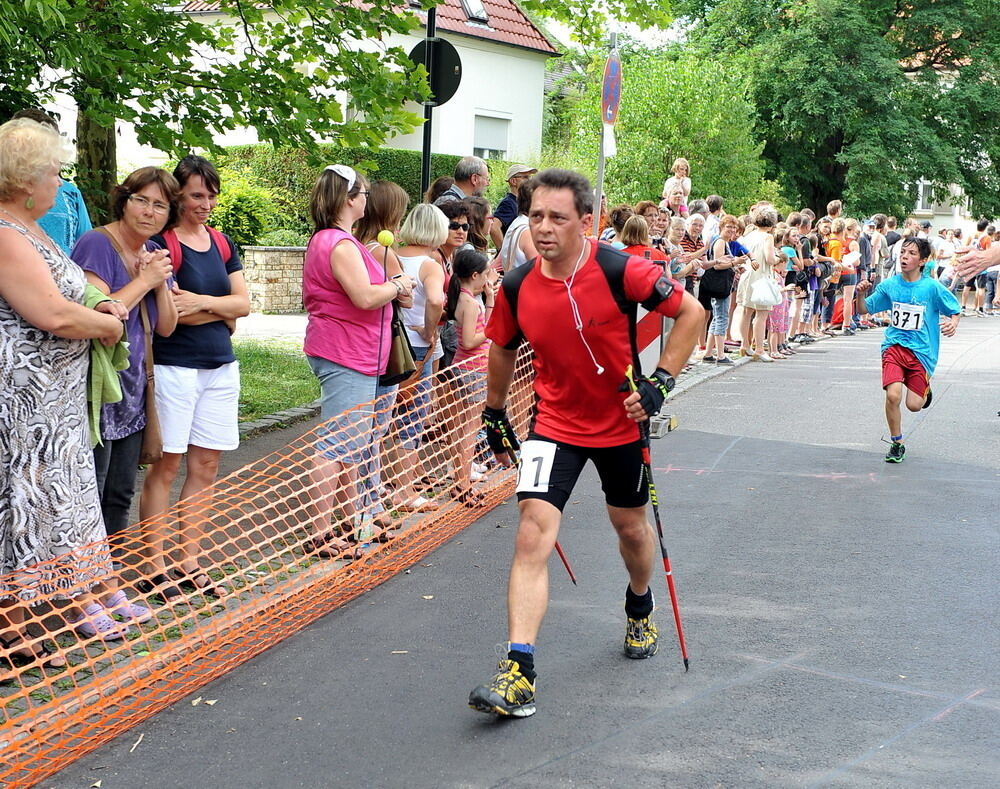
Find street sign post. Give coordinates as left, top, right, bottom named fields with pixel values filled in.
left=592, top=34, right=621, bottom=237
left=408, top=10, right=463, bottom=196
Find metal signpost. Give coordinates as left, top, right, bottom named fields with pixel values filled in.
left=409, top=8, right=462, bottom=196
left=592, top=33, right=621, bottom=237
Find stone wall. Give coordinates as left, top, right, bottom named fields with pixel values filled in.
left=242, top=246, right=306, bottom=314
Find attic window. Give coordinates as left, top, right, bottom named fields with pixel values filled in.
left=461, top=0, right=489, bottom=23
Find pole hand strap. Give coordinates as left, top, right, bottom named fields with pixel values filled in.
left=622, top=364, right=674, bottom=420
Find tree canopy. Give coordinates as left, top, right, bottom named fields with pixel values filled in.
left=677, top=0, right=1000, bottom=218
left=550, top=46, right=774, bottom=213
left=0, top=0, right=431, bottom=216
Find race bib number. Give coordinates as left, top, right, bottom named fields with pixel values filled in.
left=515, top=440, right=557, bottom=494
left=891, top=302, right=925, bottom=331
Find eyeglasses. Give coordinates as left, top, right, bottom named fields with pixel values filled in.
left=128, top=194, right=170, bottom=214
left=449, top=222, right=470, bottom=231
left=356, top=190, right=370, bottom=197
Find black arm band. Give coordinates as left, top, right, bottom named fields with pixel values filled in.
left=640, top=274, right=678, bottom=311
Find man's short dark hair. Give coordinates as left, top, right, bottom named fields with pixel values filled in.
left=977, top=218, right=989, bottom=232
left=706, top=195, right=723, bottom=213
left=532, top=168, right=593, bottom=218
left=516, top=178, right=536, bottom=215
left=902, top=236, right=932, bottom=260
left=988, top=225, right=996, bottom=234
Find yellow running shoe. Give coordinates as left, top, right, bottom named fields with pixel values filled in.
left=624, top=615, right=659, bottom=659
left=468, top=659, right=536, bottom=718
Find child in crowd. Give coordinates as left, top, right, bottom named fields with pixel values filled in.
left=443, top=248, right=496, bottom=502
left=855, top=237, right=960, bottom=463
left=768, top=248, right=793, bottom=358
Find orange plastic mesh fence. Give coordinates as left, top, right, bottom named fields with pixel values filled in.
left=0, top=349, right=534, bottom=788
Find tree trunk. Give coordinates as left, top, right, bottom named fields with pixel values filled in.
left=75, top=110, right=117, bottom=226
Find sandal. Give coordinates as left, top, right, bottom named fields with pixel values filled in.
left=451, top=484, right=485, bottom=508
left=395, top=495, right=439, bottom=513
left=0, top=631, right=67, bottom=670
left=174, top=570, right=228, bottom=599
left=311, top=532, right=361, bottom=561
left=134, top=573, right=184, bottom=603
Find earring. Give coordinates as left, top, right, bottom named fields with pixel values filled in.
left=25, top=195, right=35, bottom=210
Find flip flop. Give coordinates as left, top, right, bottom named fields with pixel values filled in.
left=396, top=495, right=439, bottom=513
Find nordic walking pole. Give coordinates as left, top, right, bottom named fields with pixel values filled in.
left=625, top=365, right=690, bottom=670
left=500, top=434, right=578, bottom=586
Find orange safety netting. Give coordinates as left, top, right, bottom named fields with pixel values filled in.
left=0, top=349, right=534, bottom=788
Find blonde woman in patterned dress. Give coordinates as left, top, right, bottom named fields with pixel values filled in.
left=0, top=119, right=134, bottom=675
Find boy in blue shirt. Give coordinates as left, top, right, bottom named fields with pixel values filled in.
left=856, top=237, right=960, bottom=462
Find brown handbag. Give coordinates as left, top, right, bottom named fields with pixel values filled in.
left=137, top=299, right=163, bottom=465
left=96, top=227, right=163, bottom=465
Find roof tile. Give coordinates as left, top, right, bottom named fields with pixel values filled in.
left=178, top=1, right=559, bottom=55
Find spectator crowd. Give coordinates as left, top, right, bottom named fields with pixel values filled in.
left=2, top=112, right=998, bottom=684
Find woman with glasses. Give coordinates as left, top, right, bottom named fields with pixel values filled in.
left=138, top=155, right=250, bottom=601
left=73, top=168, right=179, bottom=607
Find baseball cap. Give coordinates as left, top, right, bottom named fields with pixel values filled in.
left=506, top=164, right=537, bottom=181
left=863, top=216, right=876, bottom=226
left=919, top=219, right=932, bottom=228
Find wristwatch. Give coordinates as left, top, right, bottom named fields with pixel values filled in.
left=652, top=367, right=676, bottom=395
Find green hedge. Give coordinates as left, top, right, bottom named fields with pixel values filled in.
left=217, top=144, right=516, bottom=237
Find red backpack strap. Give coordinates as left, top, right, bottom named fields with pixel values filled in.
left=162, top=229, right=183, bottom=274
left=206, top=226, right=232, bottom=264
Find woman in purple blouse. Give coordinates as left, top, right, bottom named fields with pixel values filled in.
left=73, top=167, right=179, bottom=609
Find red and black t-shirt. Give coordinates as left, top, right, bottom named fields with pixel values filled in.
left=486, top=239, right=684, bottom=448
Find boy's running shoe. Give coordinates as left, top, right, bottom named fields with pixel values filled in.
left=624, top=616, right=659, bottom=659
left=922, top=387, right=932, bottom=409
left=885, top=441, right=906, bottom=463
left=469, top=660, right=536, bottom=718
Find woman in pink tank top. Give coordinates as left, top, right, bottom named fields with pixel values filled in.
left=301, top=165, right=415, bottom=556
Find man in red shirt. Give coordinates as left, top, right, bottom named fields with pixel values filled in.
left=468, top=169, right=702, bottom=718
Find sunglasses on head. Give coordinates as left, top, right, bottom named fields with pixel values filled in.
left=449, top=222, right=470, bottom=231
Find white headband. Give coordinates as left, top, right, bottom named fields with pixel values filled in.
left=325, top=164, right=356, bottom=192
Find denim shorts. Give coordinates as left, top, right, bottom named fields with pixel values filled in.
left=307, top=355, right=378, bottom=463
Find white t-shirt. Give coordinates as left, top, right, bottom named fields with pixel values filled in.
left=662, top=175, right=691, bottom=199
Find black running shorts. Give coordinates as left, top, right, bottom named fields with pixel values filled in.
left=514, top=432, right=648, bottom=512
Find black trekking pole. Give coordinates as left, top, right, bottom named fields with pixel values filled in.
left=500, top=435, right=577, bottom=586
left=625, top=365, right=690, bottom=670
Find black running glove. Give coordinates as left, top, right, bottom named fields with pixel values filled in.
left=483, top=406, right=519, bottom=457
left=622, top=367, right=675, bottom=418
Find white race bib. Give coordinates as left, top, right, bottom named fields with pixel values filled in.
left=890, top=302, right=925, bottom=331
left=515, top=440, right=557, bottom=494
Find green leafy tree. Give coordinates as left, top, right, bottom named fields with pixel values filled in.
left=521, top=0, right=674, bottom=47
left=0, top=0, right=431, bottom=220
left=558, top=47, right=768, bottom=212
left=681, top=0, right=1000, bottom=217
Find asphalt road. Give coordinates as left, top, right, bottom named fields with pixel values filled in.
left=47, top=319, right=1000, bottom=788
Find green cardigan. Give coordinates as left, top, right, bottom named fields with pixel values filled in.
left=83, top=284, right=131, bottom=447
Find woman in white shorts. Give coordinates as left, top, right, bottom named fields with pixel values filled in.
left=138, top=155, right=250, bottom=601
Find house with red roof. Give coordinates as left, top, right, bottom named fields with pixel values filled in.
left=172, top=1, right=559, bottom=162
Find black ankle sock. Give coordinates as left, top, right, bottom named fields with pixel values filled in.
left=507, top=649, right=536, bottom=681
left=625, top=583, right=654, bottom=619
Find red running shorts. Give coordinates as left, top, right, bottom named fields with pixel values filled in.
left=881, top=344, right=929, bottom=396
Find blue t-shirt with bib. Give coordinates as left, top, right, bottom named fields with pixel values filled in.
left=864, top=275, right=960, bottom=376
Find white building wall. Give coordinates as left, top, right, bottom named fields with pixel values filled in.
left=382, top=32, right=548, bottom=162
